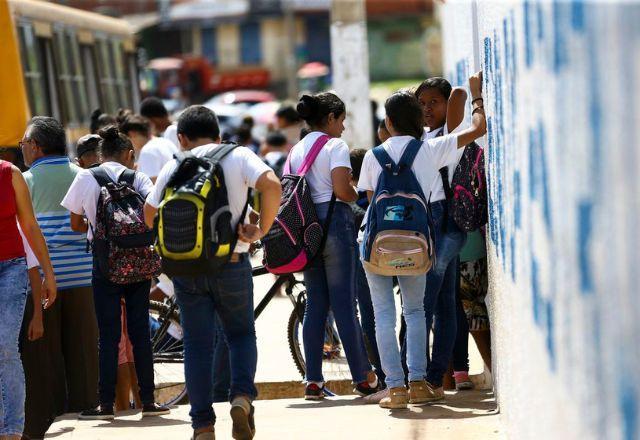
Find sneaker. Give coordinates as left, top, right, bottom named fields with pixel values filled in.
left=409, top=380, right=445, bottom=404
left=78, top=405, right=115, bottom=420
left=230, top=396, right=255, bottom=440
left=379, top=386, right=408, bottom=409
left=454, top=371, right=474, bottom=390
left=363, top=388, right=389, bottom=404
left=142, top=402, right=170, bottom=417
left=304, top=383, right=325, bottom=400
left=192, top=430, right=215, bottom=440
left=424, top=381, right=445, bottom=402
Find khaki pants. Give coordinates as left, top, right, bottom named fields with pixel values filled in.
left=20, top=286, right=99, bottom=438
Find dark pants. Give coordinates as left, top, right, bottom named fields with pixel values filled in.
left=92, top=275, right=155, bottom=406
left=212, top=315, right=231, bottom=403
left=452, top=260, right=470, bottom=372
left=20, top=286, right=98, bottom=438
left=173, top=255, right=257, bottom=430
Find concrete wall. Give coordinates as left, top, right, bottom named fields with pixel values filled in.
left=441, top=2, right=640, bottom=439
left=217, top=22, right=240, bottom=68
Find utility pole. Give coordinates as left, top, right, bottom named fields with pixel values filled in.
left=283, top=0, right=299, bottom=100
left=330, top=0, right=373, bottom=148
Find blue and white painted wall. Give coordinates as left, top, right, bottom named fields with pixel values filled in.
left=441, top=2, right=640, bottom=439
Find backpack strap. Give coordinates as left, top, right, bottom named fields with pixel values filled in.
left=397, top=139, right=422, bottom=173
left=285, top=134, right=331, bottom=176
left=118, top=169, right=136, bottom=186
left=371, top=145, right=398, bottom=175
left=204, top=142, right=239, bottom=167
left=89, top=166, right=113, bottom=187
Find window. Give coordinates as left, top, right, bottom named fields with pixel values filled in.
left=201, top=27, right=217, bottom=64
left=53, top=28, right=78, bottom=124
left=96, top=37, right=119, bottom=112
left=17, top=22, right=49, bottom=116
left=81, top=44, right=101, bottom=112
left=240, top=21, right=262, bottom=65
left=110, top=40, right=131, bottom=108
left=64, top=30, right=90, bottom=123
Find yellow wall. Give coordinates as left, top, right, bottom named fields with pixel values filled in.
left=216, top=23, right=240, bottom=68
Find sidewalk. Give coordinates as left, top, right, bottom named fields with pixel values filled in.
left=45, top=390, right=502, bottom=440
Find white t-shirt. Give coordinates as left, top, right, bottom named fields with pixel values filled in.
left=288, top=131, right=352, bottom=204
left=137, top=137, right=179, bottom=179
left=61, top=162, right=154, bottom=240
left=357, top=134, right=460, bottom=203
left=422, top=125, right=465, bottom=202
left=146, top=143, right=271, bottom=254
left=163, top=123, right=180, bottom=149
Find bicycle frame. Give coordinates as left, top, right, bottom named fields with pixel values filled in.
left=252, top=265, right=303, bottom=321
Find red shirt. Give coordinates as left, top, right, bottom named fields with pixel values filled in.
left=0, top=160, right=25, bottom=261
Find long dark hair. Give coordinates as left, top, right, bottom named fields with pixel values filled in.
left=384, top=91, right=424, bottom=139
left=98, top=125, right=133, bottom=158
left=296, top=92, right=345, bottom=129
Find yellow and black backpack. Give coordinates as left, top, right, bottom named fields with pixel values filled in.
left=154, top=143, right=249, bottom=277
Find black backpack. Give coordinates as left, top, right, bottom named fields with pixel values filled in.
left=154, top=143, right=250, bottom=277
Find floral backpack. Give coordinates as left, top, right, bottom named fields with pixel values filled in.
left=90, top=167, right=160, bottom=284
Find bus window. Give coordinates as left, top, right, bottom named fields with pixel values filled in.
left=111, top=40, right=131, bottom=109
left=81, top=44, right=101, bottom=113
left=65, top=30, right=90, bottom=124
left=17, top=22, right=49, bottom=116
left=42, top=39, right=61, bottom=121
left=53, top=29, right=78, bottom=125
left=96, top=37, right=118, bottom=113
left=126, top=52, right=140, bottom=112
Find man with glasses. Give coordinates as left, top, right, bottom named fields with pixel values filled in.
left=20, top=117, right=98, bottom=438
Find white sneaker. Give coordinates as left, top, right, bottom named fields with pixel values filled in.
left=363, top=388, right=389, bottom=404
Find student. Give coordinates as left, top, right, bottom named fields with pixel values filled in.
left=140, top=97, right=173, bottom=137
left=288, top=93, right=377, bottom=400
left=144, top=105, right=282, bottom=440
left=377, top=119, right=391, bottom=144
left=275, top=104, right=303, bottom=149
left=414, top=75, right=477, bottom=398
left=0, top=159, right=56, bottom=440
left=61, top=125, right=169, bottom=420
left=357, top=74, right=486, bottom=409
left=260, top=131, right=289, bottom=178
left=75, top=134, right=101, bottom=169
left=120, top=114, right=178, bottom=182
left=90, top=109, right=116, bottom=134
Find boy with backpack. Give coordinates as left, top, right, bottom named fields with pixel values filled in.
left=61, top=125, right=169, bottom=420
left=144, top=106, right=282, bottom=440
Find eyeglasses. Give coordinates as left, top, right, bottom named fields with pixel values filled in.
left=18, top=138, right=31, bottom=149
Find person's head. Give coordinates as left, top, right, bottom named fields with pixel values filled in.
left=377, top=119, right=391, bottom=143
left=75, top=134, right=101, bottom=169
left=349, top=148, right=367, bottom=185
left=21, top=116, right=67, bottom=166
left=384, top=91, right=423, bottom=139
left=140, top=97, right=171, bottom=134
left=264, top=131, right=288, bottom=151
left=296, top=93, right=346, bottom=138
left=415, top=77, right=452, bottom=130
left=235, top=124, right=253, bottom=145
left=119, top=115, right=152, bottom=152
left=275, top=104, right=301, bottom=129
left=97, top=125, right=134, bottom=168
left=90, top=109, right=116, bottom=134
left=176, top=105, right=221, bottom=150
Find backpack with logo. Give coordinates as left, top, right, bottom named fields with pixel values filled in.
left=90, top=167, right=161, bottom=284
left=154, top=143, right=249, bottom=277
left=262, top=134, right=334, bottom=274
left=361, top=139, right=435, bottom=276
left=439, top=141, right=487, bottom=232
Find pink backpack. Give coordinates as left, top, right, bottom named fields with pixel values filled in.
left=262, top=135, right=333, bottom=274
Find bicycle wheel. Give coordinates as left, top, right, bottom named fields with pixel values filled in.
left=287, top=294, right=353, bottom=382
left=149, top=300, right=187, bottom=406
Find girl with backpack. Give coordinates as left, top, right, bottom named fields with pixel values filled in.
left=288, top=93, right=378, bottom=400
left=61, top=126, right=169, bottom=420
left=357, top=73, right=486, bottom=409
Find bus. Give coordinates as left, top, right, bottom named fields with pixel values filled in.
left=0, top=0, right=139, bottom=165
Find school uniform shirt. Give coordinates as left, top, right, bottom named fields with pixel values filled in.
left=146, top=143, right=272, bottom=254
left=137, top=136, right=179, bottom=179
left=423, top=124, right=465, bottom=203
left=61, top=161, right=154, bottom=241
left=357, top=134, right=459, bottom=203
left=288, top=131, right=352, bottom=204
left=163, top=123, right=180, bottom=149
left=23, top=156, right=92, bottom=289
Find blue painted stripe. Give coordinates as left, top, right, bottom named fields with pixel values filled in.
left=50, top=261, right=93, bottom=269
left=54, top=268, right=93, bottom=276
left=44, top=231, right=84, bottom=237
left=50, top=255, right=92, bottom=262
left=36, top=214, right=69, bottom=221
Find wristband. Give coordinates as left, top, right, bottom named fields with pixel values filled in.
left=472, top=106, right=485, bottom=116
left=472, top=97, right=484, bottom=105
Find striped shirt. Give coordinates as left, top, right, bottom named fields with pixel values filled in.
left=23, top=156, right=92, bottom=289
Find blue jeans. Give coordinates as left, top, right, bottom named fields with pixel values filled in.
left=0, top=257, right=28, bottom=436
left=212, top=315, right=231, bottom=402
left=364, top=269, right=426, bottom=389
left=424, top=201, right=467, bottom=386
left=302, top=202, right=371, bottom=383
left=173, top=255, right=257, bottom=430
left=451, top=260, right=470, bottom=371
left=92, top=273, right=155, bottom=405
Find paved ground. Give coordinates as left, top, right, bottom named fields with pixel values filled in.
left=45, top=390, right=502, bottom=440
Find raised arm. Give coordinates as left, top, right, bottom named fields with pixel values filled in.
left=446, top=87, right=468, bottom=133
left=455, top=71, right=487, bottom=148
left=12, top=167, right=57, bottom=307
left=238, top=170, right=282, bottom=243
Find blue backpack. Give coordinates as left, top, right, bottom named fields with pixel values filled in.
left=361, top=139, right=435, bottom=276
